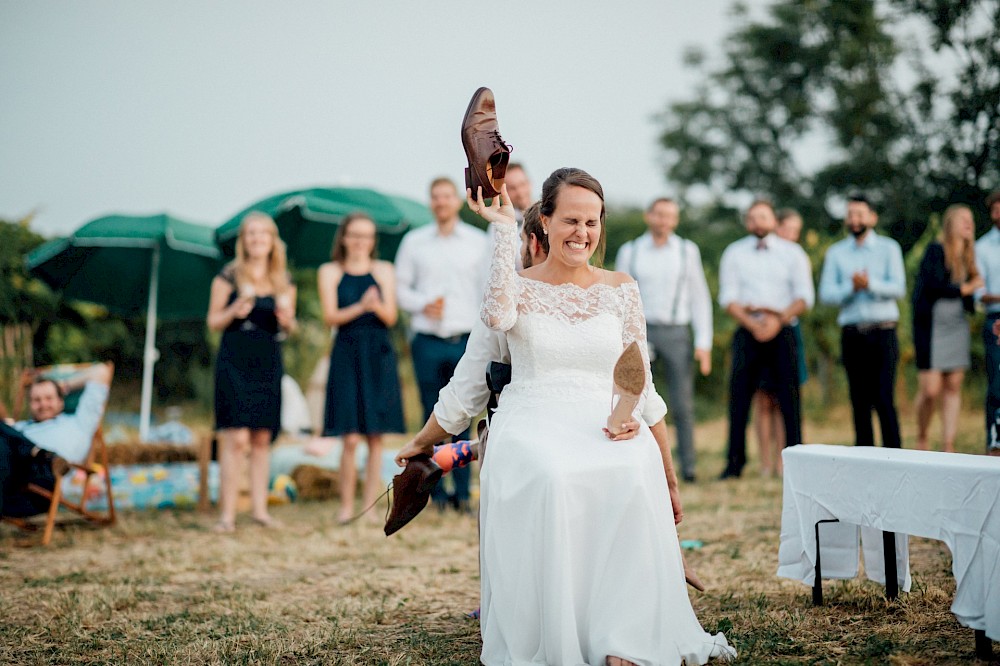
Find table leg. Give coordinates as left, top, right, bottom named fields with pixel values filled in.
left=975, top=629, right=993, bottom=660
left=882, top=530, right=898, bottom=600
left=813, top=519, right=840, bottom=606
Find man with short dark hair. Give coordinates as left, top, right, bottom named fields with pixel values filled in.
left=718, top=200, right=814, bottom=479
left=1, top=362, right=112, bottom=517
left=395, top=177, right=488, bottom=510
left=819, top=194, right=906, bottom=448
left=975, top=190, right=1000, bottom=454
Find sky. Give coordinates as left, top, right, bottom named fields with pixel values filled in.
left=0, top=1, right=768, bottom=237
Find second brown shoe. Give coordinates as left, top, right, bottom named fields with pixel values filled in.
left=384, top=454, right=443, bottom=536
left=461, top=86, right=512, bottom=199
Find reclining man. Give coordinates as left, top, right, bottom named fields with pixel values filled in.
left=394, top=204, right=686, bottom=528
left=1, top=362, right=112, bottom=518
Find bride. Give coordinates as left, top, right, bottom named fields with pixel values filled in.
left=470, top=168, right=734, bottom=666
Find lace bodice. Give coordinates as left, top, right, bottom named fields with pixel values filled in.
left=481, top=222, right=652, bottom=413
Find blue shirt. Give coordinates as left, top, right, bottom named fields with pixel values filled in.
left=975, top=227, right=1000, bottom=315
left=818, top=232, right=906, bottom=326
left=13, top=381, right=109, bottom=464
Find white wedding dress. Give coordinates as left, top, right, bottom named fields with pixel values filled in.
left=478, top=223, right=735, bottom=666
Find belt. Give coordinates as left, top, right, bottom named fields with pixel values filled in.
left=417, top=332, right=470, bottom=344
left=843, top=321, right=896, bottom=334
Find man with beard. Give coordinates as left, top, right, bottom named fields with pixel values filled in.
left=819, top=193, right=906, bottom=448
left=718, top=200, right=814, bottom=479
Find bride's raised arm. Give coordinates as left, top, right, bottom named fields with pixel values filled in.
left=622, top=281, right=653, bottom=420
left=469, top=184, right=520, bottom=332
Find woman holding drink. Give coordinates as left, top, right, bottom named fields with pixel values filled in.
left=207, top=212, right=296, bottom=533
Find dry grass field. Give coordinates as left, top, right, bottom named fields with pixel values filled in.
left=1, top=407, right=996, bottom=665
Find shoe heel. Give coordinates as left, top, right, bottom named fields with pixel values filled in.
left=418, top=461, right=443, bottom=494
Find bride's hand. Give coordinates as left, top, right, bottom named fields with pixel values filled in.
left=466, top=183, right=517, bottom=226
left=603, top=420, right=640, bottom=441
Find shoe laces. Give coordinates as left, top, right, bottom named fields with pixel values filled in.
left=492, top=130, right=513, bottom=153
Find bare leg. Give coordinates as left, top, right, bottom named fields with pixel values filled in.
left=754, top=391, right=778, bottom=476
left=940, top=370, right=964, bottom=453
left=915, top=370, right=942, bottom=450
left=216, top=428, right=248, bottom=531
left=248, top=429, right=275, bottom=524
left=338, top=433, right=360, bottom=523
left=361, top=434, right=384, bottom=521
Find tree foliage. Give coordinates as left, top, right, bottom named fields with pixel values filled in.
left=658, top=0, right=1000, bottom=251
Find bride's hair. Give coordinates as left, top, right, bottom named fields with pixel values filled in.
left=539, top=168, right=607, bottom=267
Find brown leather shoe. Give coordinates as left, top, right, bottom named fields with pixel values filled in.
left=384, top=454, right=443, bottom=536
left=461, top=86, right=512, bottom=199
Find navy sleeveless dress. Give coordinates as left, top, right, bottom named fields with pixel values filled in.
left=213, top=267, right=285, bottom=440
left=323, top=273, right=405, bottom=436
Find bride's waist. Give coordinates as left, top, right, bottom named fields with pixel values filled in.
left=503, top=375, right=610, bottom=402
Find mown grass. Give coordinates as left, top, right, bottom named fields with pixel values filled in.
left=1, top=408, right=996, bottom=665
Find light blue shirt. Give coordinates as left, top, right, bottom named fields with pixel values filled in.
left=718, top=234, right=814, bottom=312
left=818, top=232, right=906, bottom=326
left=975, top=227, right=1000, bottom=315
left=13, top=381, right=109, bottom=464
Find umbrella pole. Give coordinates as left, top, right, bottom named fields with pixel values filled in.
left=139, top=245, right=161, bottom=442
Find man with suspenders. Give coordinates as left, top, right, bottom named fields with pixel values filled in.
left=616, top=197, right=713, bottom=483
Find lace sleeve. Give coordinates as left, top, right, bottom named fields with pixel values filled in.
left=621, top=281, right=653, bottom=421
left=480, top=222, right=520, bottom=331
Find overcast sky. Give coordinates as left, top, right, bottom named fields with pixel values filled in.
left=1, top=1, right=767, bottom=237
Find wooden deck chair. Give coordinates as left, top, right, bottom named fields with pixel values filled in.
left=2, top=362, right=117, bottom=545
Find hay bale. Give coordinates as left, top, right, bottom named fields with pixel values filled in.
left=106, top=442, right=200, bottom=465
left=292, top=464, right=341, bottom=501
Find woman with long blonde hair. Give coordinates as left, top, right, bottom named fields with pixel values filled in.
left=318, top=212, right=404, bottom=524
left=207, top=212, right=297, bottom=532
left=912, top=204, right=984, bottom=452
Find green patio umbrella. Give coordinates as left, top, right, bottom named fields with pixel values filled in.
left=26, top=214, right=224, bottom=441
left=214, top=187, right=434, bottom=266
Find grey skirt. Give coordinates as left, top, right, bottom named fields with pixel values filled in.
left=930, top=297, right=970, bottom=371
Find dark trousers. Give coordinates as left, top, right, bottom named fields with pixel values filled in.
left=0, top=422, right=55, bottom=518
left=726, top=326, right=801, bottom=474
left=841, top=326, right=901, bottom=448
left=983, top=315, right=1000, bottom=450
left=411, top=332, right=471, bottom=504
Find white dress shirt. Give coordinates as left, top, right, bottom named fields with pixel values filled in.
left=616, top=232, right=713, bottom=350
left=395, top=220, right=488, bottom=337
left=718, top=233, right=815, bottom=312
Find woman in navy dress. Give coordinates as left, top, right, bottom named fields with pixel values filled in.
left=318, top=212, right=405, bottom=524
left=912, top=204, right=984, bottom=452
left=208, top=212, right=296, bottom=532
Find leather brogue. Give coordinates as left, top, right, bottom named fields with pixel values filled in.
left=384, top=454, right=443, bottom=536
left=461, top=86, right=512, bottom=199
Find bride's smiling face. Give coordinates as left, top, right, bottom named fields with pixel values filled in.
left=543, top=185, right=603, bottom=268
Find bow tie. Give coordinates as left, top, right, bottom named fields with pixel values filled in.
left=756, top=238, right=768, bottom=251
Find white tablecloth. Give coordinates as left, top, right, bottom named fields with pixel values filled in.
left=778, top=444, right=1000, bottom=640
